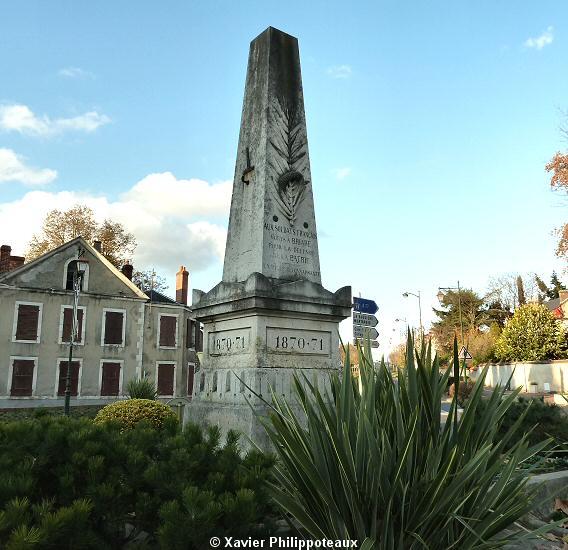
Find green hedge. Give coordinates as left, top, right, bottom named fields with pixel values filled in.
left=0, top=416, right=277, bottom=548
left=94, top=398, right=176, bottom=430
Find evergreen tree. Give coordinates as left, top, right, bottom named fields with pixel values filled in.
left=516, top=275, right=526, bottom=306
left=548, top=271, right=567, bottom=300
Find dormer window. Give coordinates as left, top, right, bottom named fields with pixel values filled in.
left=64, top=259, right=89, bottom=291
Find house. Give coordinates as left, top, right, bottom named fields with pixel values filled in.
left=544, top=290, right=568, bottom=330
left=0, top=237, right=201, bottom=402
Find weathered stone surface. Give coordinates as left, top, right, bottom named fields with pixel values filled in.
left=222, top=27, right=321, bottom=285
left=188, top=27, right=351, bottom=449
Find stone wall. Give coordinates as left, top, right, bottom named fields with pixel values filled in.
left=471, top=360, right=568, bottom=393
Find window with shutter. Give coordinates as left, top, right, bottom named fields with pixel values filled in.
left=157, top=363, right=175, bottom=396
left=196, top=325, right=203, bottom=352
left=101, top=362, right=121, bottom=396
left=187, top=363, right=195, bottom=396
left=10, top=359, right=35, bottom=396
left=14, top=303, right=41, bottom=342
left=185, top=319, right=195, bottom=349
left=61, top=308, right=84, bottom=343
left=57, top=361, right=80, bottom=396
left=159, top=315, right=177, bottom=347
left=103, top=311, right=125, bottom=345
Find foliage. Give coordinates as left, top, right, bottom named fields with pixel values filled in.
left=431, top=288, right=492, bottom=357
left=487, top=273, right=538, bottom=312
left=94, top=399, right=176, bottom=430
left=545, top=152, right=568, bottom=259
left=495, top=303, right=567, bottom=361
left=261, top=334, right=552, bottom=548
left=126, top=377, right=158, bottom=400
left=25, top=204, right=136, bottom=268
left=535, top=272, right=567, bottom=301
left=388, top=341, right=406, bottom=368
left=466, top=324, right=501, bottom=366
left=0, top=416, right=276, bottom=548
left=132, top=269, right=168, bottom=294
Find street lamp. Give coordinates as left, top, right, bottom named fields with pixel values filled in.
left=402, top=290, right=423, bottom=342
left=436, top=282, right=464, bottom=346
left=64, top=254, right=89, bottom=416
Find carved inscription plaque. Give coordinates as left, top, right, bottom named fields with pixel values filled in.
left=266, top=327, right=331, bottom=356
left=209, top=328, right=251, bottom=356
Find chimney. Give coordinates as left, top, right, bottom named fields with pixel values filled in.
left=93, top=240, right=102, bottom=252
left=0, top=245, right=10, bottom=273
left=176, top=265, right=189, bottom=304
left=121, top=260, right=133, bottom=281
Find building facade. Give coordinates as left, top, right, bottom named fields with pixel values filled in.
left=0, top=238, right=200, bottom=403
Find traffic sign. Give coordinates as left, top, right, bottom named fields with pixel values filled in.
left=353, top=297, right=378, bottom=314
left=353, top=338, right=379, bottom=348
left=353, top=312, right=378, bottom=327
left=458, top=346, right=473, bottom=360
left=353, top=326, right=379, bottom=340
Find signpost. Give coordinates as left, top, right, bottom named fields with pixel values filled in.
left=353, top=296, right=379, bottom=348
left=353, top=312, right=378, bottom=327
left=458, top=346, right=472, bottom=361
left=353, top=326, right=378, bottom=340
left=353, top=297, right=378, bottom=315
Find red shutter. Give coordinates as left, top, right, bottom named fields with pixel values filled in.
left=187, top=364, right=195, bottom=396
left=10, top=359, right=34, bottom=396
left=157, top=364, right=175, bottom=396
left=15, top=304, right=40, bottom=341
left=62, top=308, right=84, bottom=343
left=57, top=361, right=80, bottom=396
left=159, top=316, right=177, bottom=347
left=101, top=362, right=121, bottom=396
left=104, top=312, right=124, bottom=345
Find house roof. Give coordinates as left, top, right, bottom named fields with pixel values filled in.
left=147, top=289, right=182, bottom=305
left=0, top=237, right=149, bottom=300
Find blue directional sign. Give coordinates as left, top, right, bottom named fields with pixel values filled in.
left=353, top=297, right=378, bottom=315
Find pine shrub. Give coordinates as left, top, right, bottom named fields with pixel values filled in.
left=0, top=416, right=277, bottom=547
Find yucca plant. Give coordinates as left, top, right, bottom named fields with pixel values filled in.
left=126, top=376, right=157, bottom=400
left=262, top=333, right=554, bottom=548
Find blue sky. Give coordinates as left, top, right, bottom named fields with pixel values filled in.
left=1, top=1, right=566, bottom=354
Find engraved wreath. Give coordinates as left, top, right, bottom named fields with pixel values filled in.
left=269, top=97, right=309, bottom=227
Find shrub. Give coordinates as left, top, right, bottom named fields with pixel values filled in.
left=0, top=416, right=277, bottom=548
left=126, top=376, right=158, bottom=399
left=448, top=379, right=475, bottom=405
left=495, top=303, right=567, bottom=361
left=261, top=335, right=554, bottom=548
left=94, top=398, right=177, bottom=430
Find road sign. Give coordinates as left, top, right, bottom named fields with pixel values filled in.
left=353, top=338, right=379, bottom=348
left=353, top=312, right=378, bottom=327
left=353, top=297, right=378, bottom=315
left=458, top=346, right=473, bottom=360
left=353, top=326, right=379, bottom=340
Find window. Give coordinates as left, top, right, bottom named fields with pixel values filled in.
left=100, top=362, right=121, bottom=396
left=158, top=314, right=178, bottom=348
left=9, top=357, right=36, bottom=396
left=187, top=363, right=195, bottom=396
left=185, top=319, right=195, bottom=348
left=60, top=306, right=85, bottom=344
left=156, top=363, right=175, bottom=396
left=63, top=259, right=89, bottom=291
left=57, top=360, right=81, bottom=396
left=13, top=302, right=42, bottom=343
left=102, top=309, right=126, bottom=346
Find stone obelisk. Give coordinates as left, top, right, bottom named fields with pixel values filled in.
left=189, top=27, right=351, bottom=448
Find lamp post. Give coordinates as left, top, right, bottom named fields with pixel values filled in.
left=436, top=282, right=464, bottom=346
left=402, top=291, right=423, bottom=343
left=64, top=255, right=89, bottom=416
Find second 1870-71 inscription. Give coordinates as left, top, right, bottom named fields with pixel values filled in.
left=266, top=327, right=331, bottom=356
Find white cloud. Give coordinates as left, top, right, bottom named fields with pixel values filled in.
left=525, top=26, right=554, bottom=50
left=0, top=104, right=111, bottom=136
left=0, top=148, right=57, bottom=185
left=326, top=65, right=352, bottom=79
left=333, top=167, right=351, bottom=180
left=0, top=173, right=230, bottom=275
left=58, top=67, right=95, bottom=79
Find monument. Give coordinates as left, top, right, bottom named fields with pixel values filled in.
left=189, top=27, right=352, bottom=448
